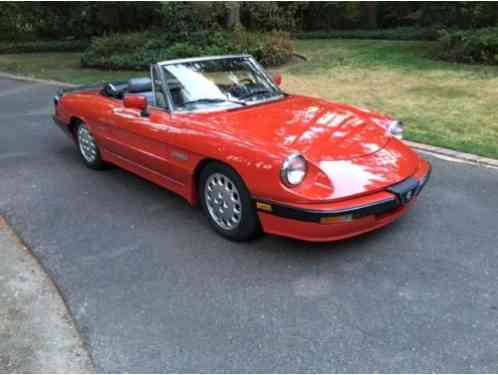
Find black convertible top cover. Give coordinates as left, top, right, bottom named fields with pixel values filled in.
left=128, top=78, right=152, bottom=93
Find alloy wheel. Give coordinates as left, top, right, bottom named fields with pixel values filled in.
left=77, top=124, right=97, bottom=163
left=204, top=173, right=242, bottom=230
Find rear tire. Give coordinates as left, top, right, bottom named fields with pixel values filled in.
left=199, top=162, right=261, bottom=241
left=76, top=122, right=105, bottom=170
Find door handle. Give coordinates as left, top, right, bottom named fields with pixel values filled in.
left=112, top=108, right=140, bottom=117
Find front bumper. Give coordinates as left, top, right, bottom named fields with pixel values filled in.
left=256, top=160, right=431, bottom=242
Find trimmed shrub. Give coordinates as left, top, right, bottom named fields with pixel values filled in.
left=0, top=39, right=89, bottom=54
left=165, top=42, right=204, bottom=59
left=234, top=31, right=294, bottom=66
left=86, top=32, right=151, bottom=58
left=294, top=27, right=441, bottom=41
left=81, top=30, right=294, bottom=70
left=261, top=31, right=294, bottom=66
left=437, top=28, right=498, bottom=65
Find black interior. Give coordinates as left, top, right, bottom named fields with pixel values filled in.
left=101, top=76, right=271, bottom=110
left=101, top=77, right=186, bottom=109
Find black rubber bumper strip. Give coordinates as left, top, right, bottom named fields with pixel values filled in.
left=416, top=162, right=432, bottom=195
left=256, top=163, right=432, bottom=224
left=256, top=197, right=400, bottom=224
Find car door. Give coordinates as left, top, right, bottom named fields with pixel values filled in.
left=104, top=66, right=186, bottom=188
left=107, top=106, right=174, bottom=174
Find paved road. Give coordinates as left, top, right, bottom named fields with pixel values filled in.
left=1, top=77, right=498, bottom=372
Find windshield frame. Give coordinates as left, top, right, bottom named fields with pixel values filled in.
left=156, top=55, right=284, bottom=113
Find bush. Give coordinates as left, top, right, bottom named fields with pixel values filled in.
left=81, top=30, right=294, bottom=70
left=294, top=27, right=441, bottom=41
left=437, top=28, right=498, bottom=65
left=87, top=32, right=152, bottom=58
left=234, top=31, right=294, bottom=66
left=0, top=39, right=89, bottom=54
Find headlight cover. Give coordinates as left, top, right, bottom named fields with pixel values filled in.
left=281, top=154, right=307, bottom=187
left=387, top=120, right=405, bottom=140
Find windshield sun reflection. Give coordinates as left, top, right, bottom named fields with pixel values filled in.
left=161, top=56, right=283, bottom=112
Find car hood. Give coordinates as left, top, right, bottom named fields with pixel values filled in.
left=197, top=95, right=392, bottom=163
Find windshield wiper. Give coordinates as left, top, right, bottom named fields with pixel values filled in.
left=183, top=98, right=246, bottom=107
left=239, top=89, right=274, bottom=100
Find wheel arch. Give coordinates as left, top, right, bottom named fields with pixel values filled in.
left=190, top=158, right=245, bottom=207
left=68, top=116, right=83, bottom=141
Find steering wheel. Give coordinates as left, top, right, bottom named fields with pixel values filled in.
left=238, top=78, right=253, bottom=85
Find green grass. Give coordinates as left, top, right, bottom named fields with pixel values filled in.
left=0, top=52, right=140, bottom=85
left=0, top=41, right=497, bottom=158
left=281, top=40, right=498, bottom=159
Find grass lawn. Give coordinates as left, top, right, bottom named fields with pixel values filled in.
left=0, top=52, right=138, bottom=85
left=0, top=40, right=497, bottom=158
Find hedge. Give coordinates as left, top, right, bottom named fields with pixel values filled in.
left=81, top=31, right=294, bottom=70
left=437, top=28, right=498, bottom=65
left=0, top=39, right=90, bottom=54
left=294, top=27, right=441, bottom=41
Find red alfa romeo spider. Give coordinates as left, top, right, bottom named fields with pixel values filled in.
left=53, top=54, right=431, bottom=242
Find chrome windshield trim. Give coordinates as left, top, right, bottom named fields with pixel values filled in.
left=157, top=54, right=251, bottom=66
left=171, top=94, right=286, bottom=114
left=158, top=54, right=283, bottom=114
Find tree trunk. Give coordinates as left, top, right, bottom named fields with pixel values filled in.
left=364, top=2, right=378, bottom=30
left=226, top=2, right=241, bottom=30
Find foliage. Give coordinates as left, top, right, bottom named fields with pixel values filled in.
left=437, top=28, right=498, bottom=65
left=294, top=27, right=441, bottom=41
left=241, top=2, right=303, bottom=31
left=157, top=2, right=211, bottom=35
left=299, top=3, right=498, bottom=31
left=1, top=2, right=497, bottom=42
left=417, top=3, right=498, bottom=29
left=0, top=2, right=162, bottom=40
left=301, top=2, right=362, bottom=31
left=0, top=3, right=31, bottom=41
left=249, top=31, right=294, bottom=66
left=85, top=32, right=154, bottom=58
left=0, top=39, right=89, bottom=54
left=80, top=30, right=294, bottom=70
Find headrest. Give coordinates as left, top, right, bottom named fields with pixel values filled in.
left=128, top=77, right=152, bottom=93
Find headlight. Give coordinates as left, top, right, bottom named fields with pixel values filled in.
left=387, top=120, right=405, bottom=140
left=281, top=154, right=307, bottom=187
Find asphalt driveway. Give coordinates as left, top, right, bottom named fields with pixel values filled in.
left=1, top=77, right=497, bottom=372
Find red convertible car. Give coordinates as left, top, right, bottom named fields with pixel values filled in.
left=53, top=54, right=431, bottom=242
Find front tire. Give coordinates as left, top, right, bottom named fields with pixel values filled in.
left=76, top=122, right=105, bottom=170
left=199, top=162, right=261, bottom=241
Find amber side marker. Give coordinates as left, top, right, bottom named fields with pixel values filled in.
left=256, top=202, right=273, bottom=212
left=320, top=214, right=353, bottom=224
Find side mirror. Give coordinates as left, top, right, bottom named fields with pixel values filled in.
left=272, top=72, right=282, bottom=86
left=123, top=95, right=148, bottom=116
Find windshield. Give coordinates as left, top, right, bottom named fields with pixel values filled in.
left=161, top=56, right=283, bottom=112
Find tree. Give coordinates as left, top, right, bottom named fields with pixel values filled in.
left=225, top=2, right=241, bottom=30
left=364, top=2, right=378, bottom=29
